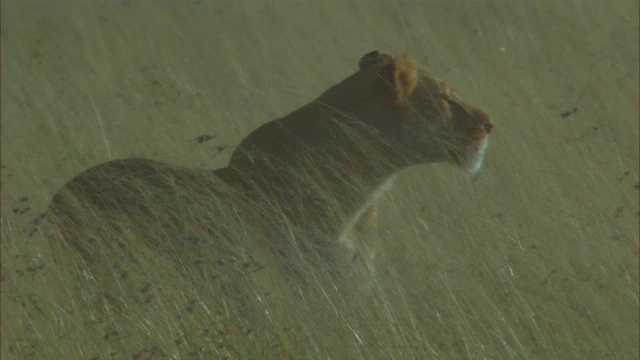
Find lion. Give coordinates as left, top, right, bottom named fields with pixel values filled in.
left=47, top=50, right=492, bottom=288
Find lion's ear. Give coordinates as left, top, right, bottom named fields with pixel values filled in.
left=359, top=50, right=395, bottom=69
left=378, top=53, right=418, bottom=102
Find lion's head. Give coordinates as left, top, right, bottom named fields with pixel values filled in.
left=317, top=50, right=493, bottom=173
left=222, top=50, right=493, bottom=200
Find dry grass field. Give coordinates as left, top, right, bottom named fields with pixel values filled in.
left=2, top=1, right=638, bottom=359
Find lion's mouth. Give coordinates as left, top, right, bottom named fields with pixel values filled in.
left=451, top=132, right=489, bottom=173
left=464, top=135, right=489, bottom=173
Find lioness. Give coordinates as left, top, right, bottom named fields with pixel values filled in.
left=48, top=50, right=492, bottom=283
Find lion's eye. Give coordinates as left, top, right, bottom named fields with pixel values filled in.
left=441, top=82, right=451, bottom=98
left=446, top=99, right=465, bottom=117
left=438, top=98, right=452, bottom=119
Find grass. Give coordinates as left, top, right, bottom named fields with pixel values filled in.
left=2, top=1, right=638, bottom=359
left=4, top=155, right=637, bottom=359
left=1, top=155, right=490, bottom=359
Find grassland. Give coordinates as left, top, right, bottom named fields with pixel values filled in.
left=2, top=1, right=638, bottom=359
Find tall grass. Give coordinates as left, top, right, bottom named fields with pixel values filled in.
left=34, top=117, right=447, bottom=358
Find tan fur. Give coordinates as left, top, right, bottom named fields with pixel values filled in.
left=47, top=50, right=492, bottom=283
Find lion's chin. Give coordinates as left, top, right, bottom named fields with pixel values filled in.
left=463, top=136, right=489, bottom=174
